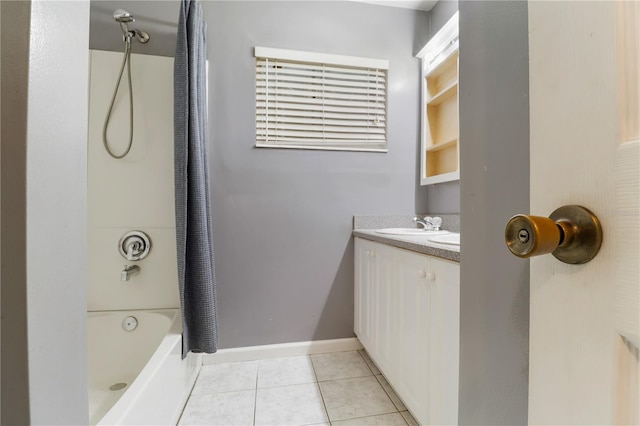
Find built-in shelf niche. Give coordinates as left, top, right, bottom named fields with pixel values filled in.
left=417, top=12, right=459, bottom=185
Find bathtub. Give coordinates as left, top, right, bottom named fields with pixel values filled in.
left=87, top=309, right=201, bottom=425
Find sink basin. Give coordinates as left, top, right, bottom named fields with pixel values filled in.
left=375, top=228, right=449, bottom=236
left=428, top=233, right=460, bottom=245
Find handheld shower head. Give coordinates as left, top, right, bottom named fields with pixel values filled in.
left=112, top=9, right=150, bottom=43
left=113, top=9, right=134, bottom=23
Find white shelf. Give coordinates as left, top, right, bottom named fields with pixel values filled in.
left=421, top=170, right=460, bottom=186
left=418, top=12, right=459, bottom=186
left=426, top=138, right=457, bottom=152
left=427, top=81, right=458, bottom=106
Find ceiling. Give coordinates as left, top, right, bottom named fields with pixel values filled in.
left=349, top=0, right=438, bottom=11
left=89, top=0, right=438, bottom=57
left=90, top=1, right=181, bottom=56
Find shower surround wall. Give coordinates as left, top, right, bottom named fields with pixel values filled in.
left=87, top=50, right=179, bottom=311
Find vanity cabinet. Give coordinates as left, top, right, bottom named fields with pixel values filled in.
left=417, top=12, right=459, bottom=185
left=354, top=237, right=459, bottom=425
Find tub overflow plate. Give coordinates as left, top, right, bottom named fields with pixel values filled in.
left=122, top=316, right=138, bottom=332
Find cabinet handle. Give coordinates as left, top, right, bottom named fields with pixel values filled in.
left=419, top=270, right=436, bottom=281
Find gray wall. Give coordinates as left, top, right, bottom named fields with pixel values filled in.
left=204, top=1, right=429, bottom=348
left=86, top=1, right=457, bottom=348
left=458, top=1, right=530, bottom=424
left=420, top=0, right=460, bottom=214
left=1, top=1, right=90, bottom=424
left=1, top=2, right=31, bottom=422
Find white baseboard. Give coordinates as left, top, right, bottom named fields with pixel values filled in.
left=202, top=337, right=363, bottom=365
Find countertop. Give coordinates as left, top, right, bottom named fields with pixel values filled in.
left=353, top=229, right=460, bottom=263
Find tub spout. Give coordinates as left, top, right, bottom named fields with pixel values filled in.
left=121, top=265, right=140, bottom=281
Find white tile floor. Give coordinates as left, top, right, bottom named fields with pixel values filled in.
left=178, top=350, right=419, bottom=426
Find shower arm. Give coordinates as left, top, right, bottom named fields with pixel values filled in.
left=119, top=22, right=150, bottom=44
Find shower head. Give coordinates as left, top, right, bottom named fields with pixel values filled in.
left=113, top=9, right=134, bottom=23
left=112, top=9, right=150, bottom=43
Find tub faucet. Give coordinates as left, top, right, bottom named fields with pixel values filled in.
left=414, top=216, right=434, bottom=230
left=121, top=265, right=140, bottom=281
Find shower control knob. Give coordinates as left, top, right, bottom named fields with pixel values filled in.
left=119, top=231, right=151, bottom=261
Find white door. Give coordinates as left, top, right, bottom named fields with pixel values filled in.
left=528, top=1, right=639, bottom=424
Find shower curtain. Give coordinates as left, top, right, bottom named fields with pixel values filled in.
left=174, top=0, right=218, bottom=356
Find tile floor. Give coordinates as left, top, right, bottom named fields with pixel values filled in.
left=178, top=350, right=420, bottom=426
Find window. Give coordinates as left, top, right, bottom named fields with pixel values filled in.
left=255, top=47, right=389, bottom=152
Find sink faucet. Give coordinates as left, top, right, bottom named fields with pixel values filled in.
left=414, top=216, right=443, bottom=231
left=414, top=216, right=434, bottom=230
left=121, top=265, right=140, bottom=281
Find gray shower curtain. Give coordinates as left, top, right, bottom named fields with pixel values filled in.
left=174, top=0, right=218, bottom=357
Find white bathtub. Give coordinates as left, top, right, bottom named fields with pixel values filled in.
left=87, top=309, right=201, bottom=425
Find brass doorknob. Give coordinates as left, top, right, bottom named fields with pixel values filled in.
left=505, top=205, right=603, bottom=264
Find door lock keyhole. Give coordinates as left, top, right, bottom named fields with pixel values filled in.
left=518, top=229, right=530, bottom=243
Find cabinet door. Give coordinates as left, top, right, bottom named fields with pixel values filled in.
left=371, top=242, right=396, bottom=375
left=427, top=257, right=460, bottom=425
left=393, top=248, right=432, bottom=425
left=354, top=238, right=395, bottom=372
left=354, top=238, right=375, bottom=349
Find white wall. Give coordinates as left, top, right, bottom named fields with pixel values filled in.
left=87, top=50, right=179, bottom=311
left=26, top=2, right=90, bottom=423
left=1, top=0, right=91, bottom=423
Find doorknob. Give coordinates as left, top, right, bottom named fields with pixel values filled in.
left=505, top=205, right=603, bottom=264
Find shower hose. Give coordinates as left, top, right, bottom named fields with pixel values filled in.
left=103, top=36, right=134, bottom=159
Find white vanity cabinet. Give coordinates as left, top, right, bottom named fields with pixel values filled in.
left=354, top=237, right=460, bottom=425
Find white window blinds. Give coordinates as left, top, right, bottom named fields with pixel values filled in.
left=255, top=47, right=389, bottom=152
